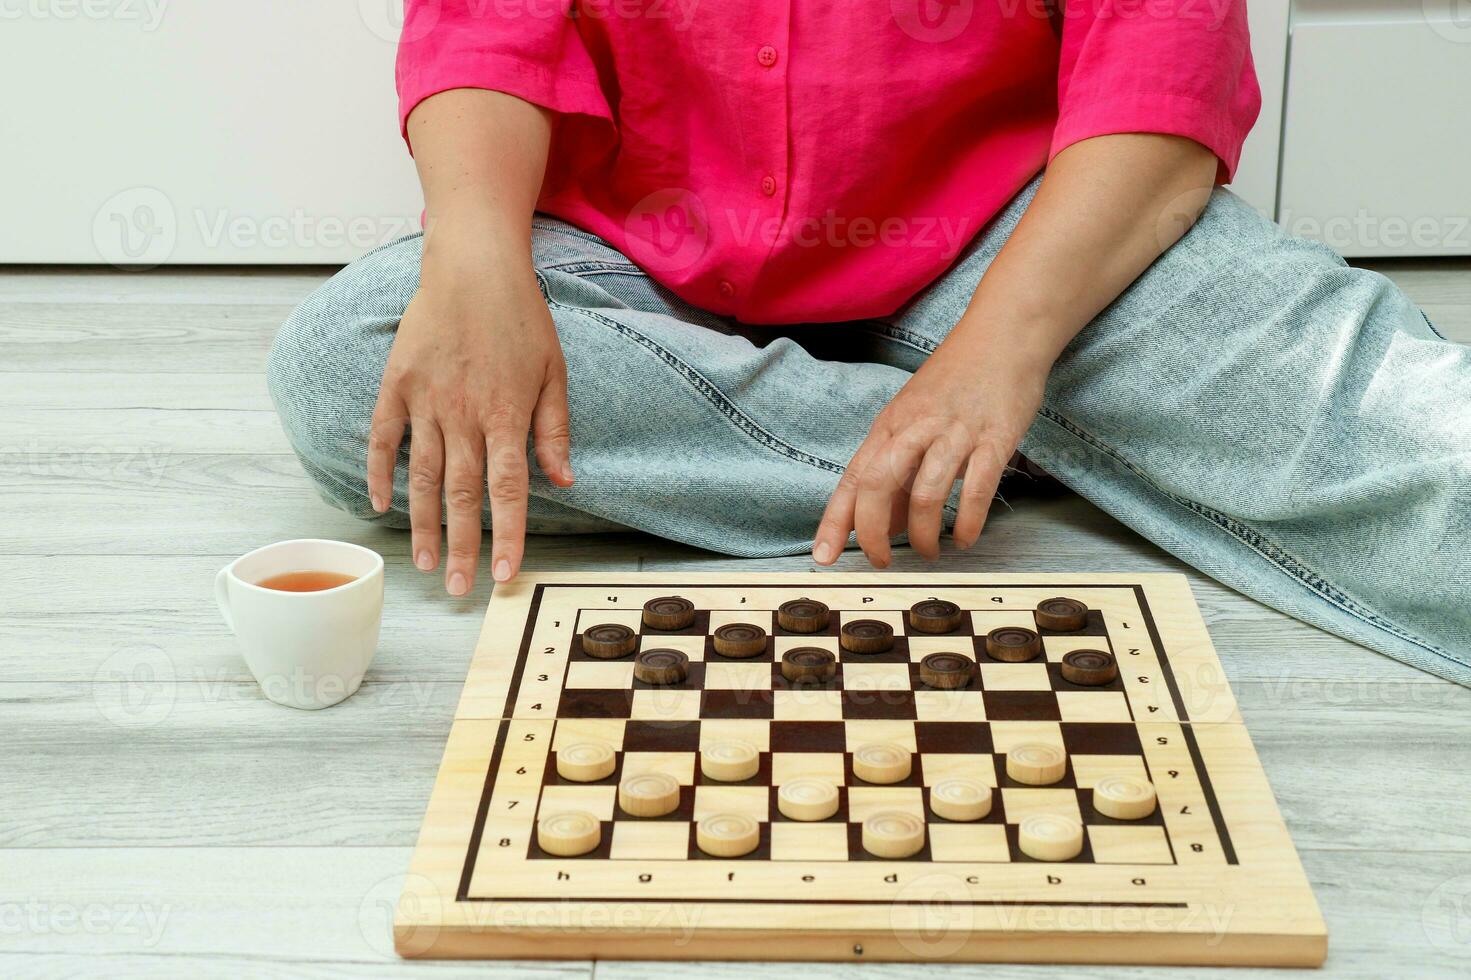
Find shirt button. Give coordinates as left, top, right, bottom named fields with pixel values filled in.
left=718, top=280, right=735, bottom=299
left=760, top=175, right=777, bottom=196
left=757, top=45, right=778, bottom=68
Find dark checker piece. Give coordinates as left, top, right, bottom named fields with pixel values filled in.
left=582, top=623, right=638, bottom=659
left=634, top=648, right=690, bottom=685
left=918, top=652, right=975, bottom=689
left=712, top=623, right=768, bottom=658
left=1060, top=649, right=1118, bottom=686
left=1035, top=597, right=1090, bottom=632
left=985, top=626, right=1043, bottom=663
left=909, top=599, right=963, bottom=634
left=781, top=646, right=837, bottom=683
left=642, top=596, right=696, bottom=631
left=777, top=598, right=831, bottom=633
left=840, top=619, right=895, bottom=654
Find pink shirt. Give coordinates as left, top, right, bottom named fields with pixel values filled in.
left=398, top=1, right=1259, bottom=324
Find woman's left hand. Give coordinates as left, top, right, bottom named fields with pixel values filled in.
left=811, top=342, right=1050, bottom=567
left=808, top=135, right=1219, bottom=569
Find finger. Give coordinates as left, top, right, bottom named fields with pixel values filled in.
left=406, top=416, right=445, bottom=573
left=442, top=427, right=486, bottom=596
left=907, top=434, right=966, bottom=561
left=813, top=438, right=881, bottom=565
left=887, top=488, right=909, bottom=538
left=486, top=426, right=530, bottom=583
left=952, top=445, right=1008, bottom=548
left=366, top=385, right=408, bottom=514
left=854, top=433, right=922, bottom=568
left=531, top=370, right=574, bottom=487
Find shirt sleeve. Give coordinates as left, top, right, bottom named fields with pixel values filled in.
left=395, top=0, right=611, bottom=148
left=1049, top=0, right=1261, bottom=182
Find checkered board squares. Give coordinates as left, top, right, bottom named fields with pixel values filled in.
left=532, top=589, right=1224, bottom=869
left=557, top=610, right=1133, bottom=725
left=528, top=717, right=1182, bottom=864
left=403, top=575, right=1322, bottom=967
left=558, top=674, right=1131, bottom=724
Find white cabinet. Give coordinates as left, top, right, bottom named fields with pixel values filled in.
left=1278, top=2, right=1471, bottom=257
left=0, top=2, right=424, bottom=264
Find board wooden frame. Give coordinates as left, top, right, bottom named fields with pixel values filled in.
left=397, top=572, right=1327, bottom=966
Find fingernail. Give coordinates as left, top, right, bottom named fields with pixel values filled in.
left=371, top=494, right=385, bottom=512
left=812, top=542, right=833, bottom=564
left=447, top=572, right=468, bottom=596
left=562, top=464, right=575, bottom=484
left=493, top=559, right=512, bottom=581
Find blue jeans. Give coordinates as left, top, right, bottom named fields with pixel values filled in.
left=268, top=180, right=1471, bottom=687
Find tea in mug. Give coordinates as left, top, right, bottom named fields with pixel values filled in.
left=256, top=570, right=358, bottom=592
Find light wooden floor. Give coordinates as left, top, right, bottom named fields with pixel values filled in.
left=3, top=260, right=1470, bottom=978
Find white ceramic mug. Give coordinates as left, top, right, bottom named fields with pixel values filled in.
left=214, top=539, right=384, bottom=709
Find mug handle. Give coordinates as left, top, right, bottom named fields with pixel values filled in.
left=214, top=566, right=235, bottom=632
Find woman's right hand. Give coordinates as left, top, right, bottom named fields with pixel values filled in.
left=366, top=219, right=573, bottom=596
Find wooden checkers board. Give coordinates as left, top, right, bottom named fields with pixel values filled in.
left=397, top=573, right=1326, bottom=966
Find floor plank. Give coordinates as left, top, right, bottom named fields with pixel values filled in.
left=0, top=846, right=588, bottom=978
left=0, top=373, right=271, bottom=411
left=1, top=681, right=459, bottom=848
left=0, top=453, right=374, bottom=554
left=1, top=303, right=288, bottom=372
left=0, top=267, right=339, bottom=306
left=3, top=410, right=288, bottom=455
left=0, top=546, right=641, bottom=684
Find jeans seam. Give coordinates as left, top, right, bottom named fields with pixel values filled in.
left=863, top=322, right=935, bottom=355
left=543, top=260, right=645, bottom=276
left=357, top=231, right=423, bottom=263
left=532, top=217, right=616, bottom=249
left=1421, top=309, right=1446, bottom=340
left=535, top=272, right=847, bottom=475
left=1035, top=408, right=1463, bottom=670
